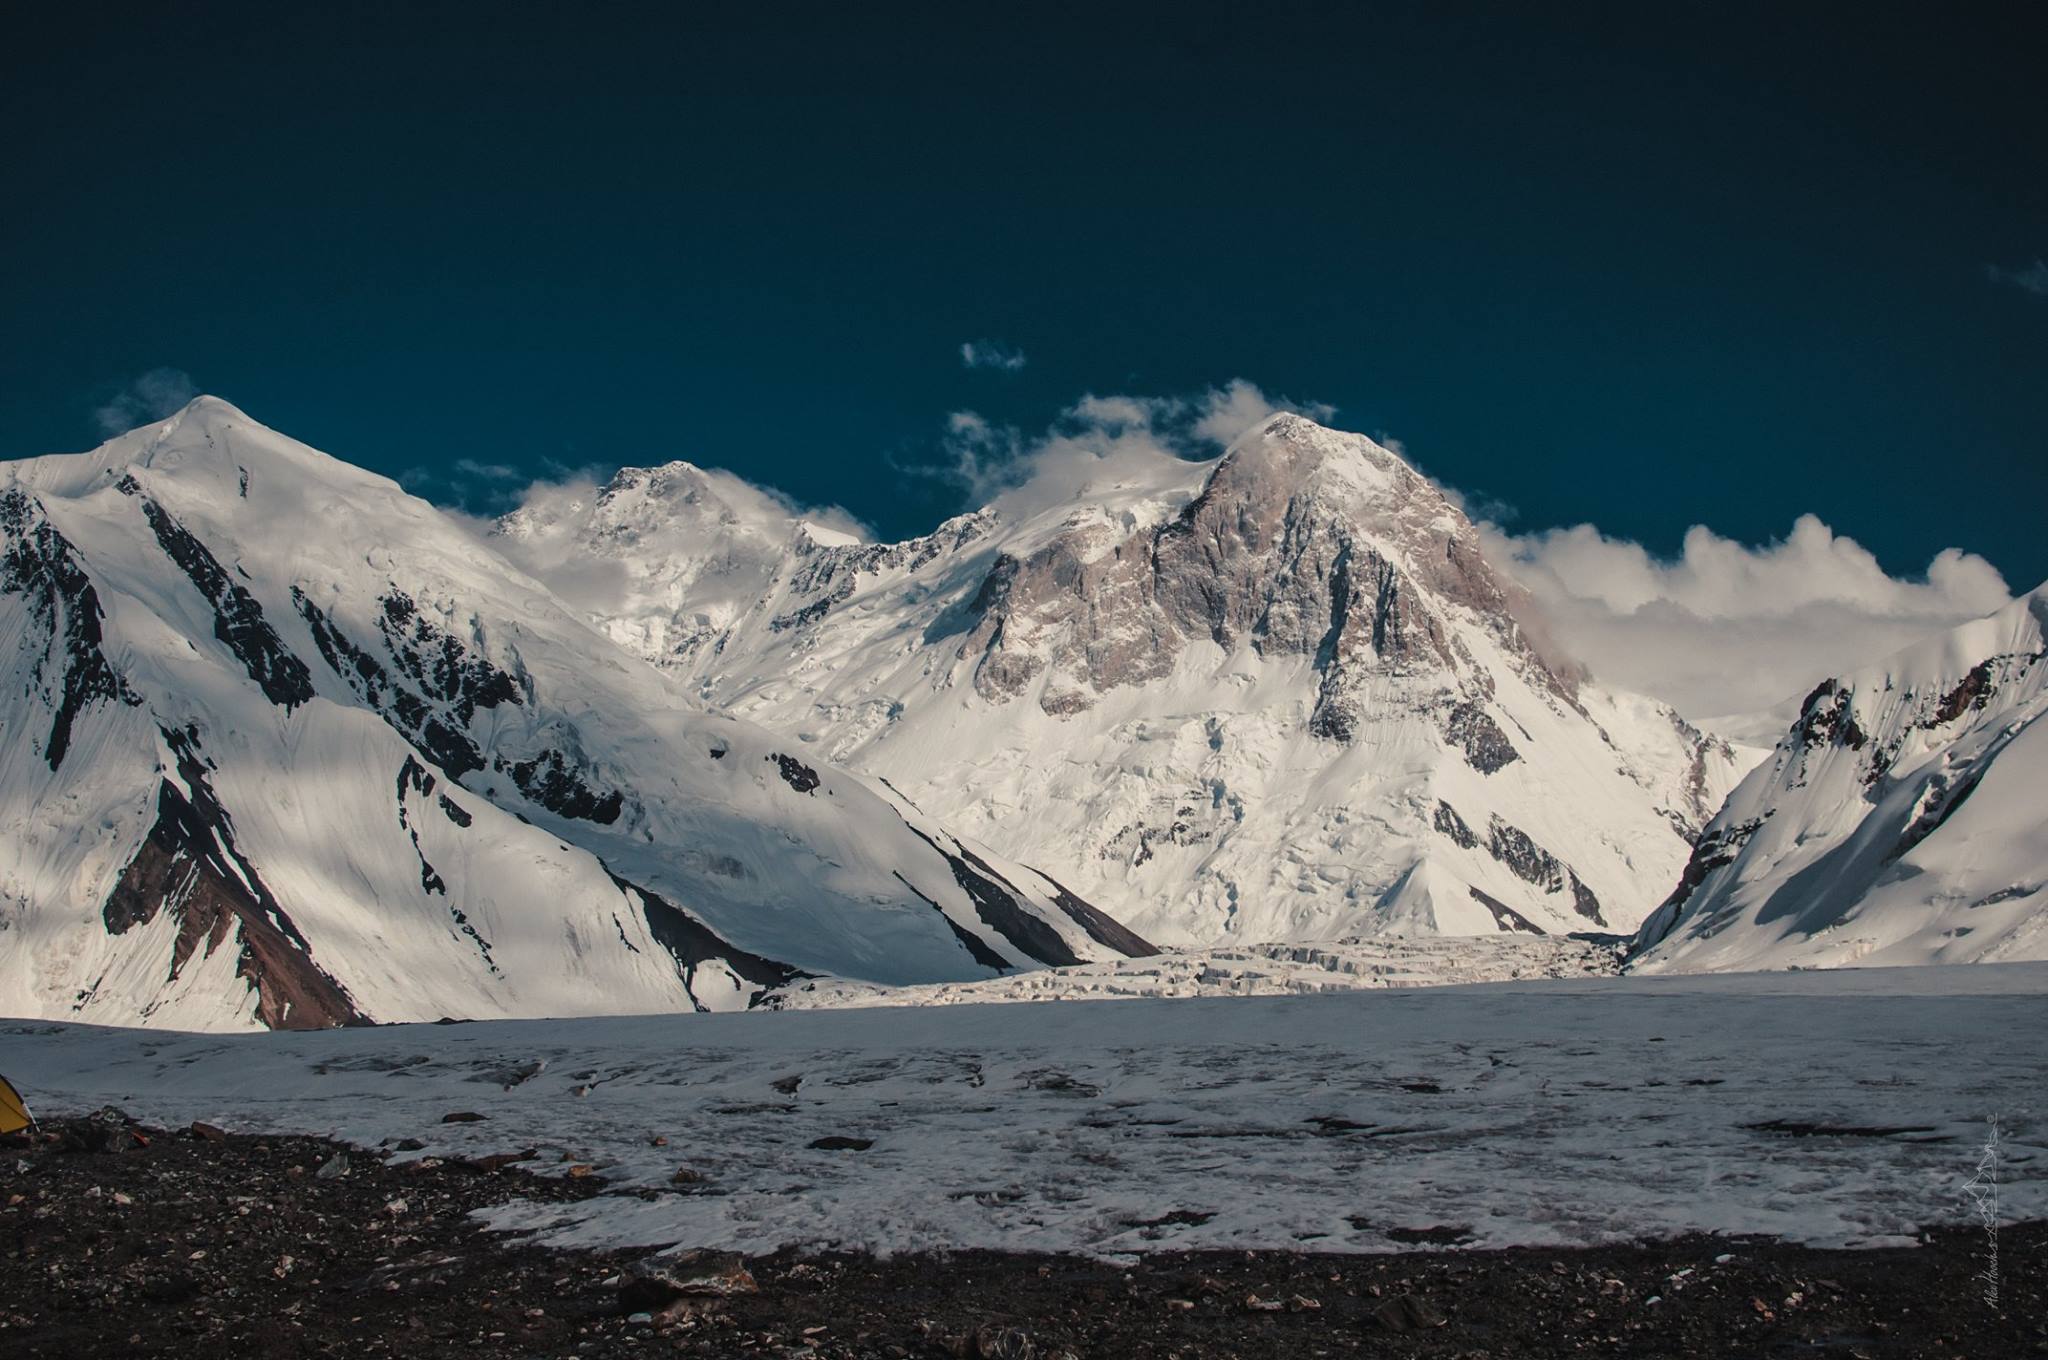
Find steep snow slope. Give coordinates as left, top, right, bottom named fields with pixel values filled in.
left=498, top=414, right=1756, bottom=945
left=0, top=399, right=1151, bottom=1030
left=1634, top=586, right=2048, bottom=971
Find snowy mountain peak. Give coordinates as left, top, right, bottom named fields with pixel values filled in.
left=486, top=409, right=1754, bottom=947
left=943, top=409, right=1577, bottom=734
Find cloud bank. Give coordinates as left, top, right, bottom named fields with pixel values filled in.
left=1481, top=515, right=2013, bottom=726
left=412, top=377, right=2005, bottom=737
left=93, top=368, right=198, bottom=436
left=1988, top=258, right=2048, bottom=298
left=917, top=378, right=1335, bottom=514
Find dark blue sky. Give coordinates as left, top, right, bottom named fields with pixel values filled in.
left=6, top=2, right=2044, bottom=584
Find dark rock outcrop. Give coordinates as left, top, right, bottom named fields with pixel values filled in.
left=0, top=489, right=141, bottom=769
left=100, top=727, right=366, bottom=1030
left=126, top=489, right=315, bottom=709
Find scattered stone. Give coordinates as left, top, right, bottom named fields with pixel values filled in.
left=618, top=1250, right=760, bottom=1312
left=314, top=1152, right=350, bottom=1180
left=1371, top=1292, right=1446, bottom=1332
left=1, top=1112, right=2036, bottom=1359
left=808, top=1136, right=874, bottom=1151
left=440, top=1111, right=488, bottom=1123
left=974, top=1324, right=1035, bottom=1359
left=61, top=1108, right=134, bottom=1154
left=671, top=1166, right=706, bottom=1185
left=188, top=1121, right=229, bottom=1142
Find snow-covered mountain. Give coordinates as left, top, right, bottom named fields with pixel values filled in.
left=496, top=412, right=1758, bottom=946
left=1634, top=586, right=2048, bottom=971
left=0, top=399, right=1153, bottom=1031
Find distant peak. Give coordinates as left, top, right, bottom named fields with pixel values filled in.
left=178, top=394, right=247, bottom=419
left=1255, top=409, right=1321, bottom=437
left=602, top=460, right=710, bottom=496
left=149, top=394, right=255, bottom=438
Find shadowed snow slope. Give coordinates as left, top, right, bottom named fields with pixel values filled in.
left=1634, top=586, right=2048, bottom=971
left=496, top=413, right=1759, bottom=946
left=0, top=399, right=1152, bottom=1031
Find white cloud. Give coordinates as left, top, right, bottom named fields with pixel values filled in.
left=1191, top=378, right=1335, bottom=447
left=1481, top=514, right=2013, bottom=722
left=1988, top=259, right=2048, bottom=298
left=399, top=459, right=549, bottom=514
left=694, top=464, right=873, bottom=542
left=960, top=340, right=1028, bottom=372
left=93, top=368, right=198, bottom=436
left=453, top=457, right=523, bottom=482
left=914, top=379, right=1336, bottom=515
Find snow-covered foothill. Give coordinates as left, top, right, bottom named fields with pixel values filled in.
left=1635, top=586, right=2048, bottom=971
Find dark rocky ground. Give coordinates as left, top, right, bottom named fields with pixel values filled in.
left=1, top=1111, right=2039, bottom=1359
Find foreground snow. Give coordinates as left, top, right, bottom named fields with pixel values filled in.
left=8, top=964, right=2040, bottom=1259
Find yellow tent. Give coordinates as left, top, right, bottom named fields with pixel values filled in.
left=0, top=1072, right=32, bottom=1135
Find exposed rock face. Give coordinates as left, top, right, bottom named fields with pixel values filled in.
left=500, top=412, right=1757, bottom=946
left=1634, top=587, right=2048, bottom=972
left=295, top=587, right=494, bottom=778
left=1443, top=703, right=1520, bottom=775
left=957, top=414, right=1578, bottom=729
left=1793, top=679, right=1869, bottom=754
left=1484, top=817, right=1604, bottom=926
left=125, top=485, right=317, bottom=710
left=0, top=489, right=140, bottom=769
left=609, top=874, right=807, bottom=1011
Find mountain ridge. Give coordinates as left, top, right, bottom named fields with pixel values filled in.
left=495, top=409, right=1759, bottom=946
left=0, top=399, right=1154, bottom=1031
